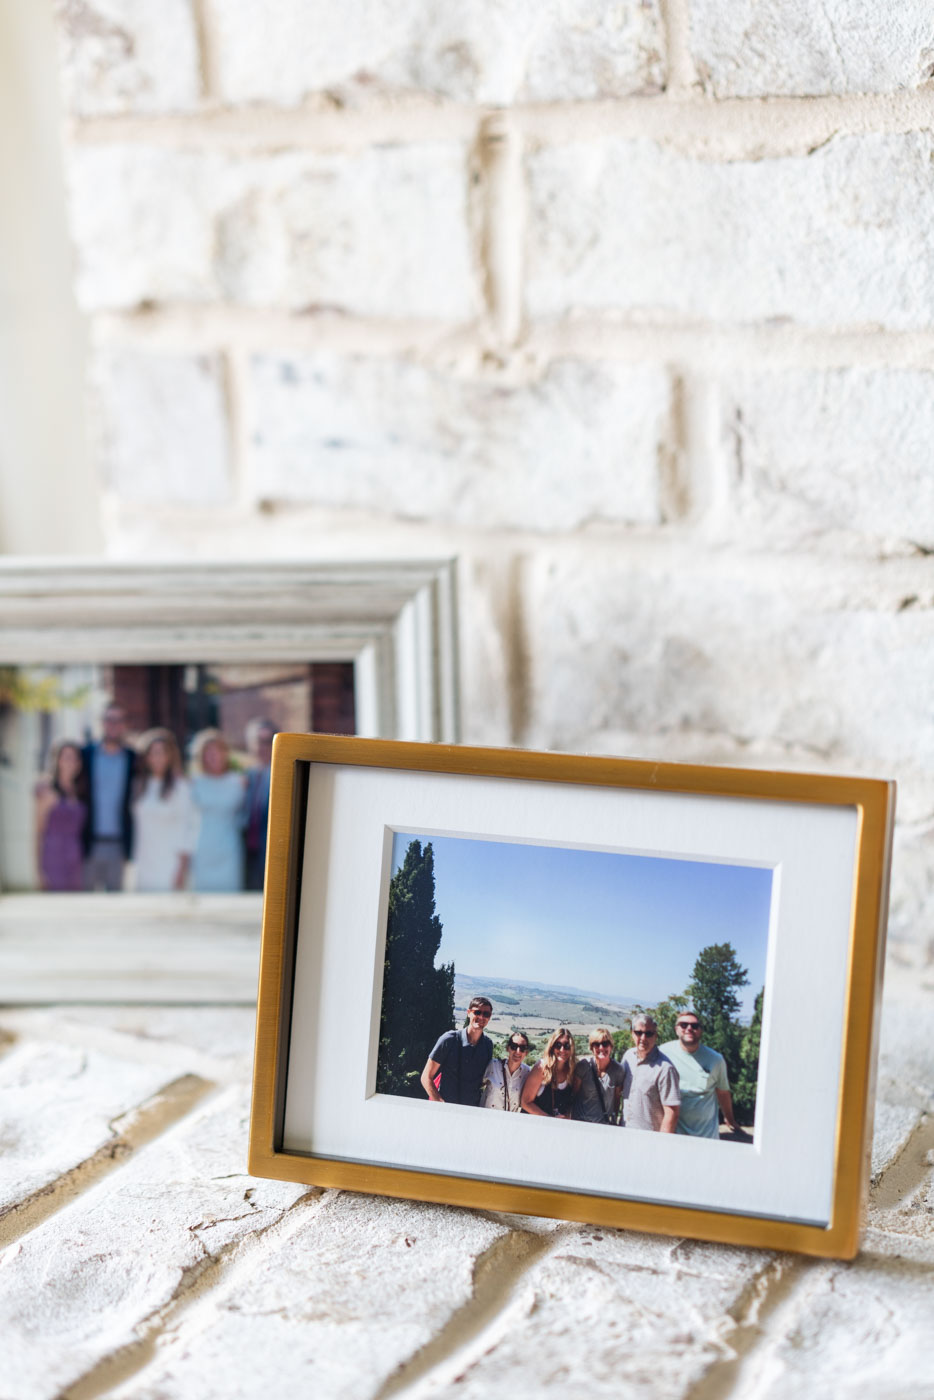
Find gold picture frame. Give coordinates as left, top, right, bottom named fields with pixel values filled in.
left=248, top=734, right=894, bottom=1259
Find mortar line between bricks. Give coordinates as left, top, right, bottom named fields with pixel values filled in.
left=869, top=1111, right=934, bottom=1211
left=68, top=89, right=934, bottom=157
left=682, top=1255, right=818, bottom=1400
left=55, top=1185, right=328, bottom=1400
left=658, top=0, right=699, bottom=94
left=0, top=1074, right=216, bottom=1252
left=90, top=310, right=934, bottom=373
left=371, top=1223, right=569, bottom=1400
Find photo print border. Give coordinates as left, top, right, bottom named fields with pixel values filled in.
left=249, top=734, right=894, bottom=1259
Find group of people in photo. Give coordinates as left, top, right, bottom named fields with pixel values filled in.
left=34, top=701, right=277, bottom=894
left=420, top=996, right=745, bottom=1138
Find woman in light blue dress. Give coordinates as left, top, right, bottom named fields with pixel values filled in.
left=189, top=729, right=246, bottom=892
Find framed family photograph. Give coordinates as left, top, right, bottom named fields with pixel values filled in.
left=0, top=559, right=458, bottom=1000
left=249, top=734, right=894, bottom=1258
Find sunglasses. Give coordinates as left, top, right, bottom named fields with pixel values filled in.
left=471, top=1009, right=492, bottom=1019
left=554, top=1039, right=572, bottom=1050
left=591, top=1039, right=613, bottom=1049
left=676, top=1022, right=701, bottom=1031
left=632, top=1029, right=656, bottom=1038
left=508, top=1043, right=530, bottom=1053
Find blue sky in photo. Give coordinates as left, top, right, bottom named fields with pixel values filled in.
left=390, top=830, right=772, bottom=1017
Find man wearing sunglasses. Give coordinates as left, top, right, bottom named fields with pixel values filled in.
left=660, top=1013, right=738, bottom=1138
left=571, top=1027, right=626, bottom=1124
left=620, top=1014, right=680, bottom=1132
left=480, top=1034, right=531, bottom=1111
left=420, top=996, right=494, bottom=1107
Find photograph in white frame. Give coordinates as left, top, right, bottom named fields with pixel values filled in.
left=281, top=761, right=859, bottom=1227
left=0, top=559, right=459, bottom=1003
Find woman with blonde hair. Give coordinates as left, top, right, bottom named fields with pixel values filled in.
left=189, top=728, right=246, bottom=892
left=132, top=728, right=196, bottom=892
left=521, top=1026, right=577, bottom=1119
left=34, top=740, right=87, bottom=891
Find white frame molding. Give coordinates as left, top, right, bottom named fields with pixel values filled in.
left=0, top=558, right=459, bottom=1002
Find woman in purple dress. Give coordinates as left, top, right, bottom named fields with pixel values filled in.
left=35, top=741, right=88, bottom=891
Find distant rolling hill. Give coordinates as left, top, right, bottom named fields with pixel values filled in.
left=454, top=971, right=643, bottom=1035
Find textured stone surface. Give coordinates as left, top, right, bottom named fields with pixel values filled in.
left=249, top=354, right=667, bottom=529
left=0, top=1084, right=307, bottom=1400
left=53, top=0, right=201, bottom=115
left=723, top=369, right=934, bottom=549
left=67, top=143, right=477, bottom=317
left=0, top=1040, right=180, bottom=1215
left=208, top=0, right=664, bottom=107
left=90, top=350, right=231, bottom=503
left=689, top=0, right=934, bottom=97
left=870, top=1102, right=922, bottom=1182
left=521, top=549, right=934, bottom=774
left=526, top=132, right=934, bottom=330
left=437, top=1226, right=775, bottom=1397
left=749, top=1241, right=934, bottom=1398
left=107, top=1193, right=509, bottom=1400
left=0, top=993, right=932, bottom=1397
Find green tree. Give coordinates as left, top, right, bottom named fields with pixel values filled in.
left=732, top=988, right=764, bottom=1125
left=687, top=943, right=749, bottom=1029
left=376, top=840, right=454, bottom=1098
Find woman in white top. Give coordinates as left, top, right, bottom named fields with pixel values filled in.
left=480, top=1033, right=532, bottom=1111
left=132, top=729, right=196, bottom=892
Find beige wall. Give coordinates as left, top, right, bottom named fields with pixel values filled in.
left=0, top=0, right=99, bottom=553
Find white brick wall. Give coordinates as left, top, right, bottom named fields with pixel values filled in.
left=248, top=354, right=668, bottom=529
left=53, top=0, right=202, bottom=115
left=526, top=133, right=934, bottom=328
left=90, top=350, right=231, bottom=503
left=68, top=144, right=478, bottom=318
left=689, top=0, right=934, bottom=97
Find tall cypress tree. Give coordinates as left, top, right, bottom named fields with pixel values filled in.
left=376, top=840, right=455, bottom=1097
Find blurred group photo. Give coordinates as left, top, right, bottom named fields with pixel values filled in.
left=0, top=660, right=354, bottom=894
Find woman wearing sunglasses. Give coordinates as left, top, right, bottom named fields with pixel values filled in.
left=571, top=1027, right=626, bottom=1125
left=480, top=1034, right=532, bottom=1111
left=521, top=1027, right=577, bottom=1118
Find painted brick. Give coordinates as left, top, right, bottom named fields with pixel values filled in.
left=0, top=1041, right=180, bottom=1216
left=53, top=0, right=201, bottom=115
left=526, top=132, right=934, bottom=330
left=751, top=1245, right=934, bottom=1398
left=521, top=549, right=934, bottom=776
left=209, top=0, right=664, bottom=107
left=249, top=354, right=667, bottom=530
left=67, top=143, right=477, bottom=318
left=90, top=350, right=231, bottom=504
left=435, top=1227, right=775, bottom=1397
left=723, top=369, right=934, bottom=549
left=689, top=0, right=934, bottom=97
left=106, top=1193, right=508, bottom=1400
left=0, top=1085, right=307, bottom=1400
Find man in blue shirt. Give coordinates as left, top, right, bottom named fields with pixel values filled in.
left=660, top=1012, right=739, bottom=1139
left=420, top=997, right=494, bottom=1107
left=82, top=702, right=136, bottom=892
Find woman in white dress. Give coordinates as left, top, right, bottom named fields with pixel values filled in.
left=189, top=729, right=246, bottom=892
left=132, top=729, right=196, bottom=892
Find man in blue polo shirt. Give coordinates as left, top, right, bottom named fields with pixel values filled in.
left=420, top=997, right=494, bottom=1107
